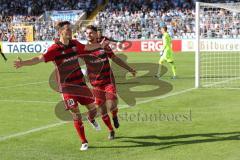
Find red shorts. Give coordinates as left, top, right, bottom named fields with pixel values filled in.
left=92, top=84, right=117, bottom=105
left=62, top=86, right=94, bottom=110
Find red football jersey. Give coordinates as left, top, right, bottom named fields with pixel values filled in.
left=83, top=45, right=115, bottom=87
left=43, top=39, right=87, bottom=93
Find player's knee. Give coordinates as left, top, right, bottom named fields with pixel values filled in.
left=111, top=106, right=118, bottom=112
left=100, top=106, right=108, bottom=115
left=86, top=103, right=97, bottom=116
left=106, top=100, right=117, bottom=112
left=72, top=113, right=82, bottom=120
left=88, top=107, right=97, bottom=119
left=70, top=108, right=81, bottom=120
left=70, top=107, right=79, bottom=113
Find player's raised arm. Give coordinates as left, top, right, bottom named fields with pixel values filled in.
left=84, top=38, right=109, bottom=51
left=74, top=38, right=110, bottom=53
left=102, top=43, right=136, bottom=77
left=111, top=55, right=136, bottom=77
left=13, top=55, right=44, bottom=69
left=13, top=43, right=57, bottom=69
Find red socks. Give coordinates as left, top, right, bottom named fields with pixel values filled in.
left=102, top=114, right=113, bottom=131
left=73, top=120, right=87, bottom=143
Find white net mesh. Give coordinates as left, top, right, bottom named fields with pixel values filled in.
left=198, top=2, right=240, bottom=88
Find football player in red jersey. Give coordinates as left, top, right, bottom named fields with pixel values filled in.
left=84, top=25, right=136, bottom=140
left=13, top=21, right=109, bottom=151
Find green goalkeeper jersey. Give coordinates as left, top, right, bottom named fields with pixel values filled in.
left=161, top=32, right=174, bottom=62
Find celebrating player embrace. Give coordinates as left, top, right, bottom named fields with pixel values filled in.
left=13, top=21, right=110, bottom=151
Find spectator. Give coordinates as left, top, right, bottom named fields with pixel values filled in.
left=0, top=0, right=239, bottom=41
left=0, top=0, right=96, bottom=41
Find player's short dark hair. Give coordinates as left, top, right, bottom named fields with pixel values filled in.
left=86, top=25, right=98, bottom=32
left=56, top=21, right=71, bottom=30
left=162, top=26, right=168, bottom=31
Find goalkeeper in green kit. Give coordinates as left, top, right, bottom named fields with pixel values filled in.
left=155, top=26, right=176, bottom=79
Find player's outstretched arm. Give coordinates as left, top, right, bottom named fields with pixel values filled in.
left=111, top=55, right=137, bottom=77
left=14, top=55, right=44, bottom=69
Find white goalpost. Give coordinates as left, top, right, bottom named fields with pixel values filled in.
left=195, top=2, right=240, bottom=89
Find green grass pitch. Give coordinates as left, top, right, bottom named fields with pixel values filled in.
left=0, top=52, right=239, bottom=160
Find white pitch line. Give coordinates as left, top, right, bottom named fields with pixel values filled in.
left=119, top=87, right=195, bottom=108
left=203, top=77, right=240, bottom=88
left=0, top=121, right=68, bottom=142
left=0, top=88, right=196, bottom=105
left=0, top=87, right=195, bottom=142
left=0, top=81, right=48, bottom=89
left=0, top=99, right=56, bottom=104
left=0, top=88, right=195, bottom=105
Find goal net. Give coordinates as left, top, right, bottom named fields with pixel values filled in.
left=195, top=2, right=240, bottom=89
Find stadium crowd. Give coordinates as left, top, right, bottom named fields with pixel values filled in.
left=93, top=0, right=195, bottom=40
left=0, top=0, right=239, bottom=41
left=94, top=0, right=239, bottom=40
left=0, top=0, right=96, bottom=16
left=0, top=0, right=97, bottom=41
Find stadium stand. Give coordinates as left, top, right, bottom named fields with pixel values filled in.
left=94, top=0, right=240, bottom=40
left=0, top=0, right=239, bottom=41
left=0, top=0, right=97, bottom=41
left=94, top=0, right=195, bottom=40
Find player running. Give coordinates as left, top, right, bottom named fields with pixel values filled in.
left=155, top=26, right=176, bottom=79
left=84, top=25, right=136, bottom=139
left=0, top=44, right=7, bottom=62
left=13, top=21, right=109, bottom=151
